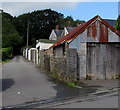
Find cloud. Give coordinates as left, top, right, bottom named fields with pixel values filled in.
left=2, top=1, right=119, bottom=17
left=2, top=2, right=79, bottom=16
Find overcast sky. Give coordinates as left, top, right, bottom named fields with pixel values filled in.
left=1, top=1, right=119, bottom=21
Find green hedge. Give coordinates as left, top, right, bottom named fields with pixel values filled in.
left=1, top=47, right=13, bottom=61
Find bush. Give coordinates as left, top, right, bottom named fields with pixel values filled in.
left=67, top=82, right=76, bottom=87
left=1, top=47, right=13, bottom=61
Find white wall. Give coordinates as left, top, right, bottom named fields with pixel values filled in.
left=49, top=30, right=57, bottom=40
left=36, top=42, right=53, bottom=50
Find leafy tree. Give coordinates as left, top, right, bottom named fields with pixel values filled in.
left=116, top=16, right=120, bottom=32
left=58, top=16, right=85, bottom=29
left=2, top=12, right=13, bottom=22
left=2, top=12, right=23, bottom=55
left=13, top=9, right=64, bottom=46
left=73, top=19, right=85, bottom=26
left=2, top=10, right=85, bottom=55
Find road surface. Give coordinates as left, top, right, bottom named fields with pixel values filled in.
left=51, top=92, right=119, bottom=108
left=2, top=56, right=58, bottom=106
left=1, top=56, right=119, bottom=109
left=2, top=56, right=94, bottom=107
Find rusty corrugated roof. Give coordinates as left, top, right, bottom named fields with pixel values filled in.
left=50, top=15, right=120, bottom=48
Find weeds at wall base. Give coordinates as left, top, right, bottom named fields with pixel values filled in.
left=40, top=67, right=78, bottom=87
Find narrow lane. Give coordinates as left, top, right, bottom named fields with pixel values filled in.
left=2, top=56, right=94, bottom=107
left=1, top=56, right=119, bottom=108
left=2, top=56, right=57, bottom=106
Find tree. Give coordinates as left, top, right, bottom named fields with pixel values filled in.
left=2, top=12, right=13, bottom=22
left=2, top=12, right=23, bottom=55
left=58, top=16, right=85, bottom=29
left=13, top=9, right=64, bottom=46
left=116, top=16, right=120, bottom=32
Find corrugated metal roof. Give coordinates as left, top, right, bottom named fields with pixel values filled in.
left=50, top=15, right=120, bottom=48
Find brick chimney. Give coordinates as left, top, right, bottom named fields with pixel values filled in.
left=56, top=25, right=59, bottom=30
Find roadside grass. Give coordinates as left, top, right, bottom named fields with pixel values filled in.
left=0, top=59, right=10, bottom=64
left=67, top=81, right=76, bottom=87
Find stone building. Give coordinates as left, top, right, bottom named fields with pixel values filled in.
left=49, top=26, right=75, bottom=41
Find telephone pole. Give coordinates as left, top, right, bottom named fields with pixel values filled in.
left=27, top=21, right=29, bottom=47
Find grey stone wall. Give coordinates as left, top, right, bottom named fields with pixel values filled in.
left=66, top=49, right=78, bottom=80
left=77, top=43, right=87, bottom=79
left=40, top=50, right=45, bottom=69
left=53, top=45, right=64, bottom=58
left=50, top=56, right=66, bottom=75
left=39, top=48, right=78, bottom=81
left=44, top=54, right=50, bottom=71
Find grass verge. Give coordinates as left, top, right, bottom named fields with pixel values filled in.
left=0, top=59, right=10, bottom=64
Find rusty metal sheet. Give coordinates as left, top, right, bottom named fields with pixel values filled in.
left=100, top=22, right=108, bottom=42
left=87, top=22, right=97, bottom=39
left=92, top=23, right=97, bottom=38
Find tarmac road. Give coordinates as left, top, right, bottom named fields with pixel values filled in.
left=2, top=56, right=58, bottom=106
left=51, top=93, right=119, bottom=108
left=2, top=56, right=96, bottom=107
left=1, top=56, right=119, bottom=109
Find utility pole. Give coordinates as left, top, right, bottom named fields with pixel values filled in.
left=27, top=21, right=29, bottom=47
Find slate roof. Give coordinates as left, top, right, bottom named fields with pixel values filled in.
left=54, top=30, right=63, bottom=38
left=104, top=19, right=116, bottom=27
left=66, top=27, right=76, bottom=32
left=50, top=15, right=120, bottom=48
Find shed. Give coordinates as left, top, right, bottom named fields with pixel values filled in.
left=51, top=15, right=120, bottom=80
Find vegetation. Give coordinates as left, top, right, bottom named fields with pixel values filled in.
left=1, top=47, right=13, bottom=61
left=43, top=69, right=79, bottom=88
left=1, top=9, right=84, bottom=59
left=115, top=16, right=120, bottom=32
left=13, top=9, right=64, bottom=46
left=67, top=81, right=76, bottom=87
left=2, top=12, right=23, bottom=55
left=12, top=9, right=84, bottom=46
left=58, top=16, right=85, bottom=29
left=0, top=59, right=10, bottom=64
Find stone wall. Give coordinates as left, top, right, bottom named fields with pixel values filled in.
left=66, top=49, right=78, bottom=80
left=50, top=56, right=66, bottom=76
left=39, top=48, right=78, bottom=81
left=77, top=43, right=87, bottom=79
left=40, top=50, right=45, bottom=69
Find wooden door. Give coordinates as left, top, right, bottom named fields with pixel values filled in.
left=87, top=43, right=120, bottom=79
